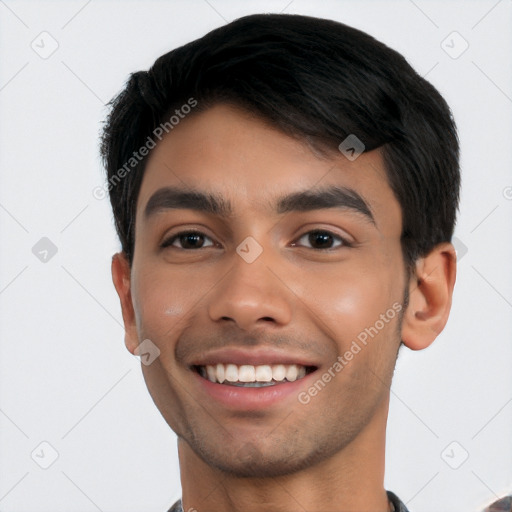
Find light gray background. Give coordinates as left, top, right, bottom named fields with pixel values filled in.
left=0, top=1, right=511, bottom=511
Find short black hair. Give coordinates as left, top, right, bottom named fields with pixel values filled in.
left=100, top=13, right=460, bottom=275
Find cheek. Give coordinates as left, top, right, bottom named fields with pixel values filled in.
left=296, top=265, right=392, bottom=343
left=302, top=269, right=402, bottom=392
left=132, top=267, right=193, bottom=343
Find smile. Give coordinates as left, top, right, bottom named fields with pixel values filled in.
left=193, top=363, right=317, bottom=387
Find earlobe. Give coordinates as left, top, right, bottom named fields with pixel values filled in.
left=401, top=242, right=457, bottom=351
left=111, top=252, right=139, bottom=355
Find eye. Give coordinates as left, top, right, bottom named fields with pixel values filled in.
left=160, top=229, right=351, bottom=251
left=160, top=230, right=215, bottom=250
left=291, top=229, right=352, bottom=250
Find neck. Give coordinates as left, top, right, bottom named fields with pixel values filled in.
left=177, top=395, right=391, bottom=512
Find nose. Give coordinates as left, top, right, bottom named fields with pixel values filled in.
left=207, top=248, right=293, bottom=331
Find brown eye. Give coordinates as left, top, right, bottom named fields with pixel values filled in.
left=293, top=230, right=351, bottom=250
left=161, top=231, right=215, bottom=250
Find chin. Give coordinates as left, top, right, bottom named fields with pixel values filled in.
left=191, top=437, right=334, bottom=479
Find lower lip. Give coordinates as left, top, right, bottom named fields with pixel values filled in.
left=192, top=369, right=319, bottom=410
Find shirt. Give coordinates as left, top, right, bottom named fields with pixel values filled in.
left=483, top=495, right=512, bottom=512
left=167, top=490, right=410, bottom=511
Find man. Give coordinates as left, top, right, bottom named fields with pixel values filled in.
left=101, top=13, right=459, bottom=512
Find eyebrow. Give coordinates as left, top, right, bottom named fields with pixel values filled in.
left=143, top=185, right=376, bottom=225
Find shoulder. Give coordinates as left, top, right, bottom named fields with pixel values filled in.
left=166, top=498, right=183, bottom=512
left=482, top=495, right=512, bottom=512
left=387, top=490, right=411, bottom=512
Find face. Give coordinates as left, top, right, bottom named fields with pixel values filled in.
left=120, top=104, right=408, bottom=477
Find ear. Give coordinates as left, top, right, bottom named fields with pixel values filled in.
left=111, top=252, right=138, bottom=355
left=401, top=242, right=457, bottom=351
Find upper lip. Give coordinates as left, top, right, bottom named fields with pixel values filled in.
left=189, top=347, right=320, bottom=368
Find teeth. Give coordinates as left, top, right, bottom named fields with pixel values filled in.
left=216, top=363, right=225, bottom=383
left=286, top=364, right=298, bottom=382
left=225, top=364, right=238, bottom=382
left=272, top=364, right=286, bottom=381
left=255, top=365, right=272, bottom=382
left=238, top=365, right=256, bottom=382
left=199, top=363, right=311, bottom=385
left=206, top=365, right=216, bottom=382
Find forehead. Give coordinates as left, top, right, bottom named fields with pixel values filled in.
left=136, top=104, right=400, bottom=228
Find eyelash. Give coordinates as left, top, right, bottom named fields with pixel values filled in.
left=160, top=229, right=353, bottom=251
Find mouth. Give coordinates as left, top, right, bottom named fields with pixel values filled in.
left=192, top=363, right=317, bottom=387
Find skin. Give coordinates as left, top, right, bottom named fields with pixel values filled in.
left=112, top=104, right=457, bottom=512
